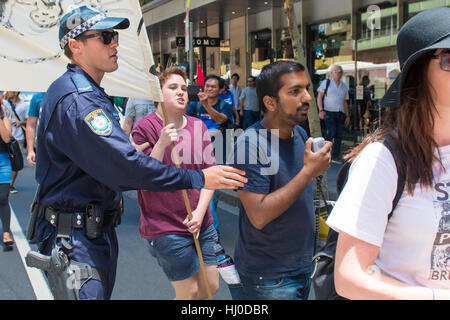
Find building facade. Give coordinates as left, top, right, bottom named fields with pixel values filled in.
left=142, top=0, right=450, bottom=140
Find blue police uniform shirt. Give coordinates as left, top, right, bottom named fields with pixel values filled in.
left=230, top=122, right=315, bottom=278
left=36, top=64, right=204, bottom=212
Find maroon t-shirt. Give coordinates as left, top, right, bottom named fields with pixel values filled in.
left=131, top=113, right=216, bottom=238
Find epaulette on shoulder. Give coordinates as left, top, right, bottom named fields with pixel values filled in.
left=71, top=74, right=94, bottom=94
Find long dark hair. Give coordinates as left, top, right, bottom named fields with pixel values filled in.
left=345, top=51, right=442, bottom=195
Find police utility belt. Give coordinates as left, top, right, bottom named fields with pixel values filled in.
left=43, top=204, right=121, bottom=240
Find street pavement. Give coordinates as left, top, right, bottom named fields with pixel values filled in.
left=0, top=158, right=342, bottom=300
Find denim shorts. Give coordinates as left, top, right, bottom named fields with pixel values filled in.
left=147, top=224, right=218, bottom=282
left=229, top=271, right=311, bottom=300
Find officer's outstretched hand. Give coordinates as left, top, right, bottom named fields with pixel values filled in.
left=202, top=165, right=247, bottom=190
left=302, top=138, right=332, bottom=179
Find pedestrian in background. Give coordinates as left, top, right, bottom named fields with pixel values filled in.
left=132, top=67, right=219, bottom=300
left=26, top=91, right=45, bottom=166
left=218, top=79, right=238, bottom=129
left=187, top=74, right=234, bottom=145
left=239, top=76, right=259, bottom=129
left=229, top=60, right=331, bottom=300
left=0, top=106, right=13, bottom=249
left=122, top=97, right=156, bottom=137
left=317, top=64, right=350, bottom=163
left=1, top=91, right=28, bottom=194
left=229, top=73, right=242, bottom=128
left=326, top=7, right=450, bottom=300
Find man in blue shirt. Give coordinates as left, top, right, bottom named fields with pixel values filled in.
left=187, top=75, right=233, bottom=134
left=26, top=91, right=45, bottom=166
left=229, top=73, right=242, bottom=128
left=187, top=75, right=234, bottom=164
left=218, top=79, right=238, bottom=128
left=229, top=60, right=332, bottom=300
left=239, top=76, right=260, bottom=129
left=27, top=6, right=246, bottom=300
left=187, top=75, right=234, bottom=239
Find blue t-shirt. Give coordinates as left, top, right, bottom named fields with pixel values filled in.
left=187, top=99, right=233, bottom=131
left=28, top=92, right=45, bottom=117
left=219, top=90, right=235, bottom=107
left=240, top=87, right=259, bottom=112
left=230, top=121, right=315, bottom=278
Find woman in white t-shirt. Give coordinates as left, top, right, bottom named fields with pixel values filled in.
left=326, top=8, right=450, bottom=300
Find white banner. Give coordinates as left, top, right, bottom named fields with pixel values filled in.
left=0, top=0, right=162, bottom=101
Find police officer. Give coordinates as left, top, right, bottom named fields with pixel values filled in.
left=26, top=6, right=247, bottom=300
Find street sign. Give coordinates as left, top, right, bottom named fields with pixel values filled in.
left=176, top=37, right=221, bottom=47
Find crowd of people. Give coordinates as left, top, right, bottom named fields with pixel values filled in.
left=1, top=5, right=450, bottom=301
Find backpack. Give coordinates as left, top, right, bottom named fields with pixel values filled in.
left=311, top=134, right=406, bottom=300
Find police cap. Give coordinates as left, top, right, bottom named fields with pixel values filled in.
left=59, top=5, right=130, bottom=49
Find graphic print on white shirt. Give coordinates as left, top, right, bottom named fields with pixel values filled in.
left=431, top=180, right=450, bottom=281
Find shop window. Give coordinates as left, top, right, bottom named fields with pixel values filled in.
left=408, top=0, right=450, bottom=18
left=251, top=29, right=272, bottom=74
left=309, top=18, right=352, bottom=76
left=220, top=40, right=231, bottom=77
left=279, top=28, right=298, bottom=60
left=359, top=6, right=397, bottom=49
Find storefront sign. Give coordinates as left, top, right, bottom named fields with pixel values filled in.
left=176, top=37, right=221, bottom=47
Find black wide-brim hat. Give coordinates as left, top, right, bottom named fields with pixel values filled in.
left=59, top=5, right=130, bottom=49
left=380, top=7, right=450, bottom=108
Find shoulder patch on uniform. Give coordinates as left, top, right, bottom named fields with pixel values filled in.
left=84, top=109, right=113, bottom=136
left=71, top=74, right=93, bottom=93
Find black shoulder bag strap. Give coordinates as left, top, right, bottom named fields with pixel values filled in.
left=9, top=101, right=26, bottom=139
left=381, top=134, right=406, bottom=220
left=321, top=79, right=331, bottom=112
left=324, top=78, right=331, bottom=97
left=10, top=102, right=21, bottom=121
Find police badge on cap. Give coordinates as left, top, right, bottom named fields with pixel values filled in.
left=59, top=5, right=130, bottom=49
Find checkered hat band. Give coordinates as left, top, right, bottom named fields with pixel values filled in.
left=60, top=12, right=107, bottom=49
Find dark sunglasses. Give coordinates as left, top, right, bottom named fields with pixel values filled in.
left=77, top=30, right=119, bottom=45
left=431, top=49, right=450, bottom=71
